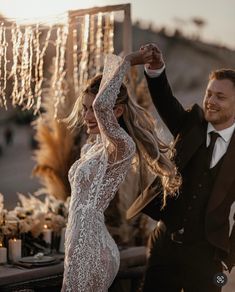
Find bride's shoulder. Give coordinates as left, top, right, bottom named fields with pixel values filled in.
left=80, top=135, right=100, bottom=157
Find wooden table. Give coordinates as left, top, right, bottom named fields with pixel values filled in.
left=0, top=246, right=146, bottom=292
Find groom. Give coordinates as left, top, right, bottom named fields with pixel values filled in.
left=127, top=43, right=235, bottom=291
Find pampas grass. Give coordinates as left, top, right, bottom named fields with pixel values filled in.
left=32, top=60, right=85, bottom=201
left=32, top=116, right=76, bottom=201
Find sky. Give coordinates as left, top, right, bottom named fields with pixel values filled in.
left=0, top=0, right=234, bottom=49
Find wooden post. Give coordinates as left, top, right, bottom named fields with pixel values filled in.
left=123, top=4, right=132, bottom=54
left=66, top=11, right=76, bottom=104
left=66, top=4, right=132, bottom=103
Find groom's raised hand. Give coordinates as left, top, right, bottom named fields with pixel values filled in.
left=140, top=43, right=165, bottom=70
left=124, top=49, right=154, bottom=66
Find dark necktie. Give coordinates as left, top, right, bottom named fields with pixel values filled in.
left=207, top=131, right=220, bottom=168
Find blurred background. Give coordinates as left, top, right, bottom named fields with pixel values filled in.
left=0, top=1, right=234, bottom=290
left=1, top=0, right=235, bottom=210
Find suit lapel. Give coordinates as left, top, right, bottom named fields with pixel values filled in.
left=176, top=122, right=207, bottom=171
left=126, top=176, right=161, bottom=220
left=207, top=132, right=235, bottom=212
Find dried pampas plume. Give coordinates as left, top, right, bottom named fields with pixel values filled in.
left=32, top=59, right=82, bottom=201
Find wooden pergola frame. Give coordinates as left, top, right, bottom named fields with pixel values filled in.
left=66, top=3, right=132, bottom=100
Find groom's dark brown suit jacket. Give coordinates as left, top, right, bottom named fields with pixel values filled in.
left=127, top=70, right=235, bottom=268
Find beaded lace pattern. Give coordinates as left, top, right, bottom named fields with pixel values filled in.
left=62, top=54, right=136, bottom=291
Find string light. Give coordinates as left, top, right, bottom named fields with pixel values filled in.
left=0, top=10, right=115, bottom=115
left=104, top=12, right=114, bottom=54
left=10, top=25, right=22, bottom=107
left=79, top=14, right=90, bottom=86
left=107, top=12, right=114, bottom=54
left=95, top=12, right=103, bottom=75
left=34, top=25, right=52, bottom=114
left=88, top=14, right=96, bottom=77
left=0, top=23, right=8, bottom=109
left=72, top=27, right=79, bottom=97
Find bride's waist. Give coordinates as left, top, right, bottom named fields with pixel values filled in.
left=69, top=204, right=104, bottom=219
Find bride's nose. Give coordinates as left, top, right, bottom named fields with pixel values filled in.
left=84, top=109, right=95, bottom=121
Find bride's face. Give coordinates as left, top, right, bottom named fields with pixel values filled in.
left=82, top=93, right=124, bottom=135
left=82, top=93, right=99, bottom=134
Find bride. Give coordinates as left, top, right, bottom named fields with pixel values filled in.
left=61, top=51, right=180, bottom=291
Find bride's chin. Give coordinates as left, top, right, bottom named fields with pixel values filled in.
left=87, top=127, right=100, bottom=134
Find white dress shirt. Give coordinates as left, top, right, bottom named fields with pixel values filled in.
left=145, top=64, right=165, bottom=78
left=207, top=123, right=235, bottom=168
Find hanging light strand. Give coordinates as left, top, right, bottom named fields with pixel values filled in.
left=52, top=27, right=61, bottom=93
left=19, top=26, right=33, bottom=109
left=0, top=9, right=116, bottom=115
left=52, top=25, right=68, bottom=118
left=34, top=24, right=41, bottom=113
left=51, top=26, right=62, bottom=118
left=72, top=27, right=79, bottom=96
left=88, top=14, right=96, bottom=78
left=34, top=25, right=52, bottom=114
left=95, top=13, right=103, bottom=75
left=25, top=26, right=34, bottom=110
left=79, top=14, right=90, bottom=86
left=107, top=12, right=114, bottom=54
left=0, top=23, right=8, bottom=109
left=103, top=13, right=114, bottom=54
left=0, top=23, right=3, bottom=107
left=10, top=25, right=22, bottom=107
left=54, top=24, right=68, bottom=118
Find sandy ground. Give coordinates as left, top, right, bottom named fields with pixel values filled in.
left=0, top=124, right=234, bottom=291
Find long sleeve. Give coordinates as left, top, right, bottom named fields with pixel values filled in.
left=93, top=54, right=135, bottom=164
left=145, top=70, right=187, bottom=138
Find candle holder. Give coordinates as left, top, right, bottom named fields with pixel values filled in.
left=8, top=237, right=22, bottom=263
left=0, top=236, right=7, bottom=265
left=51, top=231, right=60, bottom=253
left=42, top=224, right=52, bottom=253
left=59, top=227, right=66, bottom=254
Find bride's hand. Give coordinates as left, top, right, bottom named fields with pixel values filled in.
left=140, top=43, right=165, bottom=69
left=124, top=49, right=153, bottom=66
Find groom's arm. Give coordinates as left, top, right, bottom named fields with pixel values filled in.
left=142, top=43, right=187, bottom=137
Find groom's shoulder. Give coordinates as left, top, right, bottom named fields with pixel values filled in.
left=186, top=103, right=204, bottom=122
left=177, top=103, right=204, bottom=135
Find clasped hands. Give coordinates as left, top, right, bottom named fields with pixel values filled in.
left=124, top=43, right=164, bottom=69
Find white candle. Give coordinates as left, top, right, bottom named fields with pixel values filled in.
left=8, top=239, right=22, bottom=262
left=43, top=225, right=52, bottom=244
left=0, top=243, right=7, bottom=264
left=59, top=227, right=66, bottom=253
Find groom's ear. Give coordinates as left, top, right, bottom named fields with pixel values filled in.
left=114, top=104, right=124, bottom=118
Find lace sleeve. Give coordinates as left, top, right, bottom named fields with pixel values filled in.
left=93, top=54, right=135, bottom=164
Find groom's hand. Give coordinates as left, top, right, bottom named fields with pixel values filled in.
left=140, top=43, right=165, bottom=70
left=124, top=49, right=153, bottom=66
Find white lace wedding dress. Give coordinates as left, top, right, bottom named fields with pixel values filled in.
left=61, top=54, right=136, bottom=292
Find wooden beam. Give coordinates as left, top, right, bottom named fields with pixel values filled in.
left=66, top=4, right=132, bottom=101
left=66, top=11, right=76, bottom=103
left=68, top=4, right=131, bottom=18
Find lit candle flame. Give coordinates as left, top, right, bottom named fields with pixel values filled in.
left=44, top=224, right=48, bottom=229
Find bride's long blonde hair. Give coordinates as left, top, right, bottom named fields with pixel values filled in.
left=65, top=75, right=181, bottom=206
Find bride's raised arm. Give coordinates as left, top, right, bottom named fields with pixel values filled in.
left=92, top=54, right=134, bottom=164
